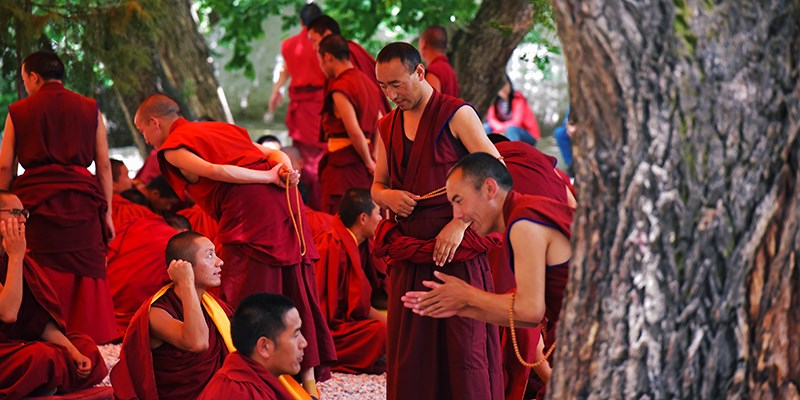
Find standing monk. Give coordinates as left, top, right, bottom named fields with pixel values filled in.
left=418, top=26, right=460, bottom=97
left=270, top=3, right=326, bottom=211
left=403, top=153, right=575, bottom=398
left=317, top=34, right=385, bottom=213
left=134, top=94, right=335, bottom=395
left=372, top=42, right=503, bottom=400
left=0, top=51, right=116, bottom=344
left=0, top=191, right=107, bottom=398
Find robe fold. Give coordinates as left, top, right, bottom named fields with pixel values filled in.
left=107, top=213, right=176, bottom=337
left=377, top=90, right=502, bottom=400
left=502, top=191, right=574, bottom=399
left=110, top=284, right=233, bottom=400
left=111, top=193, right=154, bottom=231
left=425, top=55, right=460, bottom=98
left=319, top=67, right=384, bottom=213
left=8, top=81, right=115, bottom=344
left=490, top=142, right=573, bottom=400
left=177, top=203, right=220, bottom=247
left=314, top=219, right=386, bottom=374
left=0, top=254, right=107, bottom=398
left=346, top=40, right=391, bottom=114
left=158, top=118, right=336, bottom=376
left=198, top=351, right=302, bottom=400
left=304, top=205, right=336, bottom=240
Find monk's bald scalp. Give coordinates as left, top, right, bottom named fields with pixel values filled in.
left=137, top=94, right=180, bottom=120
left=0, top=190, right=17, bottom=207
left=421, top=26, right=448, bottom=52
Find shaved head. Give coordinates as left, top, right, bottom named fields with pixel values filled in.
left=421, top=26, right=448, bottom=52
left=136, top=94, right=180, bottom=121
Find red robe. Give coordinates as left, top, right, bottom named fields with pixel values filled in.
left=346, top=40, right=390, bottom=114
left=8, top=81, right=115, bottom=344
left=107, top=213, right=176, bottom=337
left=377, top=90, right=503, bottom=400
left=503, top=191, right=573, bottom=399
left=111, top=285, right=233, bottom=400
left=198, top=351, right=295, bottom=400
left=491, top=141, right=573, bottom=399
left=314, top=219, right=386, bottom=374
left=111, top=193, right=154, bottom=232
left=177, top=203, right=220, bottom=247
left=319, top=67, right=384, bottom=213
left=425, top=55, right=460, bottom=98
left=134, top=149, right=161, bottom=184
left=158, top=118, right=336, bottom=375
left=304, top=205, right=335, bottom=240
left=0, top=254, right=107, bottom=398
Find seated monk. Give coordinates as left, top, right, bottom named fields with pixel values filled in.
left=314, top=188, right=386, bottom=374
left=0, top=191, right=106, bottom=397
left=111, top=158, right=133, bottom=194
left=111, top=231, right=233, bottom=399
left=198, top=293, right=318, bottom=400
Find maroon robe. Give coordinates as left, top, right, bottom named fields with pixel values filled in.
left=319, top=67, right=384, bottom=214
left=503, top=191, right=573, bottom=399
left=107, top=213, right=176, bottom=337
left=0, top=254, right=107, bottom=398
left=314, top=219, right=386, bottom=374
left=111, top=286, right=232, bottom=400
left=425, top=55, right=460, bottom=98
left=177, top=203, right=220, bottom=248
left=8, top=81, right=115, bottom=344
left=198, top=351, right=295, bottom=400
left=134, top=150, right=161, bottom=185
left=377, top=90, right=503, bottom=399
left=490, top=142, right=572, bottom=399
left=304, top=205, right=336, bottom=240
left=347, top=40, right=391, bottom=114
left=158, top=118, right=336, bottom=375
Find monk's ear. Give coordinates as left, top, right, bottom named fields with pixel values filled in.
left=256, top=336, right=274, bottom=359
left=414, top=64, right=425, bottom=80
left=484, top=178, right=499, bottom=199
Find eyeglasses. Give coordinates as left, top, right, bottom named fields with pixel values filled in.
left=0, top=209, right=30, bottom=218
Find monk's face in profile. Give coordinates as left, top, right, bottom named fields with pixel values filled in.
left=376, top=58, right=425, bottom=111
left=447, top=169, right=496, bottom=236
left=134, top=112, right=167, bottom=148
left=266, top=308, right=307, bottom=376
left=189, top=237, right=223, bottom=288
left=364, top=202, right=382, bottom=239
left=307, top=29, right=329, bottom=50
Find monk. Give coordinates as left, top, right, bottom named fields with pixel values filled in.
left=141, top=175, right=181, bottom=214
left=198, top=293, right=318, bottom=400
left=0, top=51, right=116, bottom=344
left=0, top=191, right=107, bottom=398
left=314, top=188, right=386, bottom=374
left=489, top=134, right=576, bottom=399
left=270, top=3, right=326, bottom=211
left=111, top=231, right=232, bottom=399
left=134, top=94, right=335, bottom=394
left=307, top=15, right=390, bottom=113
left=317, top=35, right=385, bottom=213
left=107, top=204, right=178, bottom=336
left=372, top=42, right=503, bottom=400
left=403, top=153, right=575, bottom=398
left=419, top=26, right=460, bottom=97
left=111, top=158, right=133, bottom=194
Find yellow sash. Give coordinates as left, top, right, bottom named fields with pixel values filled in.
left=148, top=284, right=235, bottom=352
left=278, top=375, right=315, bottom=400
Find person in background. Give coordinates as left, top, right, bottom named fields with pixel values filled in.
left=484, top=73, right=541, bottom=146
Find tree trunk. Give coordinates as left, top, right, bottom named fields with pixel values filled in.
left=548, top=1, right=800, bottom=398
left=450, top=0, right=534, bottom=116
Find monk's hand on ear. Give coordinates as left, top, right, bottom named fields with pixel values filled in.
left=405, top=271, right=469, bottom=318
left=432, top=218, right=468, bottom=266
left=168, top=259, right=194, bottom=288
left=383, top=190, right=420, bottom=218
left=0, top=218, right=26, bottom=260
left=71, top=351, right=92, bottom=378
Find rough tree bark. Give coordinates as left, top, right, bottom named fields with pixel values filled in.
left=548, top=1, right=800, bottom=398
left=450, top=0, right=534, bottom=115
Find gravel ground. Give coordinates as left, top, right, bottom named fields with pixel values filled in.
left=97, top=344, right=386, bottom=399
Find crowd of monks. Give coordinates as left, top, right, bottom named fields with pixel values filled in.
left=0, top=3, right=578, bottom=400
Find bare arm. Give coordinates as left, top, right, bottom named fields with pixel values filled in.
left=94, top=113, right=114, bottom=240
left=0, top=115, right=17, bottom=190
left=163, top=148, right=287, bottom=187
left=332, top=92, right=375, bottom=173
left=269, top=64, right=289, bottom=112
left=149, top=260, right=209, bottom=352
left=449, top=106, right=502, bottom=158
left=0, top=218, right=25, bottom=323
left=41, top=321, right=92, bottom=378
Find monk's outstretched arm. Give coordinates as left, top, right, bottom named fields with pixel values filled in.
left=41, top=321, right=92, bottom=378
left=94, top=112, right=115, bottom=240
left=332, top=92, right=375, bottom=174
left=149, top=260, right=210, bottom=352
left=0, top=218, right=25, bottom=323
left=0, top=115, right=17, bottom=190
left=163, top=148, right=296, bottom=188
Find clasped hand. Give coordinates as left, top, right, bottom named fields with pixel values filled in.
left=401, top=271, right=473, bottom=318
left=267, top=163, right=300, bottom=188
